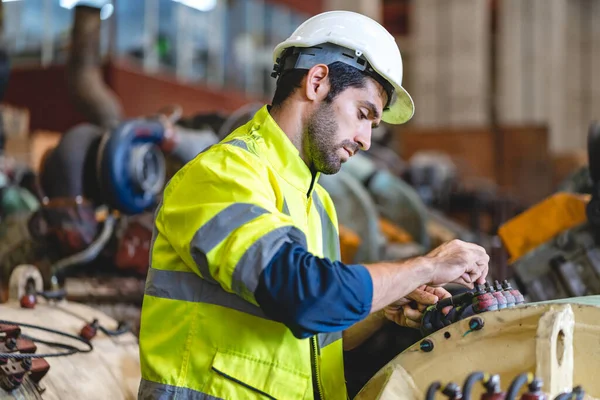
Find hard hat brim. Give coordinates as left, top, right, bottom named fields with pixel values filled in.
left=383, top=84, right=415, bottom=125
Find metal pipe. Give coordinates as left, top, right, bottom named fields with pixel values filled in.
left=67, top=5, right=122, bottom=130
left=462, top=371, right=486, bottom=400
left=505, top=373, right=534, bottom=400
left=426, top=381, right=442, bottom=400
left=50, top=214, right=116, bottom=280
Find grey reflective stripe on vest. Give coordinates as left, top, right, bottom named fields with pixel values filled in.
left=224, top=138, right=248, bottom=152
left=231, top=225, right=307, bottom=298
left=282, top=198, right=290, bottom=216
left=148, top=199, right=163, bottom=270
left=145, top=267, right=268, bottom=319
left=138, top=378, right=224, bottom=400
left=318, top=331, right=342, bottom=348
left=312, top=192, right=341, bottom=261
left=190, top=203, right=269, bottom=284
left=198, top=138, right=248, bottom=157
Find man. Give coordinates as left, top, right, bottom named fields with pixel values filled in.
left=138, top=10, right=489, bottom=400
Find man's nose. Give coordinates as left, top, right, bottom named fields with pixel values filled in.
left=355, top=129, right=371, bottom=152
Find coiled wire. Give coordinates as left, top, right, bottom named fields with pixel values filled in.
left=0, top=319, right=93, bottom=359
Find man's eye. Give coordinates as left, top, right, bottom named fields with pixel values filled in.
left=358, top=111, right=367, bottom=120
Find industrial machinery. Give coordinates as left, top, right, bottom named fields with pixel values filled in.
left=341, top=153, right=431, bottom=251
left=355, top=296, right=600, bottom=399
left=423, top=372, right=586, bottom=400
left=0, top=265, right=139, bottom=400
left=499, top=122, right=600, bottom=302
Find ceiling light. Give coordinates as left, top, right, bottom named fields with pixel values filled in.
left=100, top=4, right=114, bottom=20
left=59, top=0, right=78, bottom=8
left=173, top=0, right=217, bottom=12
left=60, top=0, right=113, bottom=10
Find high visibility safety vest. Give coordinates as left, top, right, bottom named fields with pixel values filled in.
left=138, top=105, right=347, bottom=399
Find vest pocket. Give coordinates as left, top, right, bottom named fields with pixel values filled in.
left=209, top=349, right=310, bottom=399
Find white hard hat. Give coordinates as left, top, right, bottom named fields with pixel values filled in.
left=272, top=10, right=414, bottom=125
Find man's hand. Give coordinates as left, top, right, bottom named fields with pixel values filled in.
left=383, top=285, right=452, bottom=329
left=365, top=239, right=489, bottom=315
left=424, top=239, right=489, bottom=289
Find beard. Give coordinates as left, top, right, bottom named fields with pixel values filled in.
left=304, top=102, right=358, bottom=175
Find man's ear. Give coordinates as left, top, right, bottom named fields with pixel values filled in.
left=304, top=64, right=330, bottom=102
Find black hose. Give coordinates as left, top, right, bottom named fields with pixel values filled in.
left=554, top=393, right=573, bottom=400
left=50, top=306, right=130, bottom=338
left=506, top=373, right=533, bottom=400
left=426, top=381, right=442, bottom=400
left=555, top=387, right=585, bottom=400
left=0, top=319, right=93, bottom=359
left=49, top=214, right=116, bottom=278
left=36, top=290, right=67, bottom=300
left=574, top=386, right=585, bottom=400
left=98, top=320, right=130, bottom=337
left=462, top=371, right=486, bottom=400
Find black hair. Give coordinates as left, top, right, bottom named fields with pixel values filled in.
left=270, top=61, right=370, bottom=108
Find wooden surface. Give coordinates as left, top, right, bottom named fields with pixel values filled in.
left=498, top=125, right=553, bottom=205
left=399, top=126, right=496, bottom=182
left=0, top=299, right=140, bottom=400
left=355, top=300, right=600, bottom=399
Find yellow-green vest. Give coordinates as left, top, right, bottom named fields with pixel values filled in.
left=138, top=105, right=347, bottom=399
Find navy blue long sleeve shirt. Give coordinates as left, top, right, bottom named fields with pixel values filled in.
left=254, top=242, right=373, bottom=339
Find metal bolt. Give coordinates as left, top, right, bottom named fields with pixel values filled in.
left=485, top=374, right=501, bottom=393
left=21, top=358, right=31, bottom=371
left=528, top=378, right=543, bottom=393
left=420, top=338, right=434, bottom=352
left=442, top=382, right=462, bottom=398
left=469, top=317, right=485, bottom=331
left=4, top=338, right=16, bottom=350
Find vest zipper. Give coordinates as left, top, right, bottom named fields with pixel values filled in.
left=311, top=336, right=325, bottom=400
left=307, top=171, right=317, bottom=198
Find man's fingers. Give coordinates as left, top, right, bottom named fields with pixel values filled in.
left=453, top=276, right=474, bottom=289
left=408, top=289, right=439, bottom=305
left=432, top=287, right=452, bottom=300
left=422, top=285, right=439, bottom=295
left=404, top=319, right=421, bottom=329
left=464, top=261, right=489, bottom=286
left=441, top=305, right=453, bottom=315
left=461, top=272, right=473, bottom=284
left=387, top=297, right=411, bottom=309
left=384, top=310, right=411, bottom=328
left=458, top=240, right=489, bottom=256
left=403, top=306, right=423, bottom=322
left=476, top=262, right=489, bottom=284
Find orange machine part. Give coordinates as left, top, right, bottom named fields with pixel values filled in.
left=339, top=224, right=362, bottom=264
left=379, top=218, right=414, bottom=244
left=498, top=192, right=590, bottom=262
